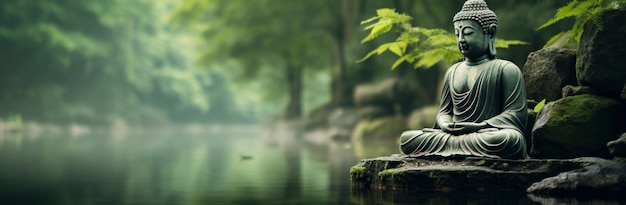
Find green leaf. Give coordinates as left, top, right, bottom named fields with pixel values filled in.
left=542, top=31, right=569, bottom=48
left=537, top=0, right=594, bottom=30
left=376, top=8, right=396, bottom=16
left=494, top=39, right=528, bottom=48
left=391, top=49, right=420, bottom=70
left=356, top=49, right=379, bottom=63
left=414, top=48, right=450, bottom=68
left=361, top=20, right=392, bottom=43
left=534, top=99, right=546, bottom=113
left=424, top=33, right=457, bottom=47
left=360, top=16, right=381, bottom=25
left=388, top=42, right=407, bottom=57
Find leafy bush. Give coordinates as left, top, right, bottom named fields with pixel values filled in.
left=358, top=8, right=527, bottom=69
left=538, top=0, right=626, bottom=48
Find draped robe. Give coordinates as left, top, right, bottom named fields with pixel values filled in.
left=399, top=59, right=529, bottom=159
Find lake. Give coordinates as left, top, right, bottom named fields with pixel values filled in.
left=0, top=125, right=621, bottom=204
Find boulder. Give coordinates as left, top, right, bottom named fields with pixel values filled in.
left=303, top=103, right=334, bottom=130
left=327, top=107, right=357, bottom=131
left=577, top=9, right=626, bottom=96
left=607, top=133, right=626, bottom=158
left=353, top=78, right=414, bottom=109
left=351, top=116, right=406, bottom=141
left=406, top=104, right=439, bottom=130
left=350, top=156, right=626, bottom=195
left=622, top=83, right=626, bottom=100
left=531, top=94, right=625, bottom=159
left=356, top=106, right=394, bottom=120
left=527, top=157, right=626, bottom=196
left=561, top=85, right=598, bottom=98
left=523, top=47, right=577, bottom=102
left=525, top=108, right=536, bottom=153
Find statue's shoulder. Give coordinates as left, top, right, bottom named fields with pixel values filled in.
left=492, top=59, right=523, bottom=78
left=491, top=59, right=521, bottom=72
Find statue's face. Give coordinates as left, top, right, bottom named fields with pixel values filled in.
left=454, top=20, right=489, bottom=61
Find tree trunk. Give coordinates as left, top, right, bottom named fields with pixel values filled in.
left=284, top=63, right=302, bottom=119
left=329, top=0, right=361, bottom=108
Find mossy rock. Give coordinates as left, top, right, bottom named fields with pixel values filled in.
left=350, top=156, right=585, bottom=192
left=531, top=94, right=625, bottom=159
left=577, top=9, right=626, bottom=96
left=351, top=116, right=406, bottom=141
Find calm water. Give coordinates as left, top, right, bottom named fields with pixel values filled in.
left=0, top=126, right=622, bottom=205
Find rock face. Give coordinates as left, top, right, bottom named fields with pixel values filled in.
left=561, top=85, right=597, bottom=98
left=350, top=156, right=626, bottom=195
left=577, top=9, right=626, bottom=96
left=607, top=133, right=626, bottom=158
left=527, top=157, right=626, bottom=196
left=523, top=47, right=577, bottom=102
left=353, top=78, right=414, bottom=112
left=531, top=94, right=625, bottom=159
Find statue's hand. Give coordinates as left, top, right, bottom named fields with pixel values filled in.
left=444, top=122, right=488, bottom=135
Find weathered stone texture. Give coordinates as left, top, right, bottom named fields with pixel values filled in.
left=607, top=133, right=626, bottom=158
left=561, top=85, right=597, bottom=98
left=523, top=47, right=577, bottom=102
left=576, top=9, right=626, bottom=96
left=350, top=156, right=626, bottom=195
left=527, top=157, right=626, bottom=196
left=531, top=94, right=625, bottom=159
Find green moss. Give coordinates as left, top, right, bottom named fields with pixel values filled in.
left=377, top=169, right=403, bottom=180
left=540, top=94, right=623, bottom=156
left=550, top=94, right=619, bottom=124
left=475, top=159, right=486, bottom=166
left=613, top=157, right=626, bottom=163
left=350, top=166, right=369, bottom=180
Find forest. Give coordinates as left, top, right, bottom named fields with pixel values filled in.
left=0, top=0, right=573, bottom=127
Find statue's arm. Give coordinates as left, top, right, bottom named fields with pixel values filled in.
left=485, top=62, right=528, bottom=131
left=434, top=68, right=454, bottom=130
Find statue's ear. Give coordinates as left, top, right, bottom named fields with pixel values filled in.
left=488, top=24, right=497, bottom=39
left=488, top=24, right=497, bottom=57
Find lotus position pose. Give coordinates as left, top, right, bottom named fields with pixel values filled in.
left=399, top=0, right=529, bottom=159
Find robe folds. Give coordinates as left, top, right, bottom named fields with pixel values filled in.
left=400, top=59, right=529, bottom=159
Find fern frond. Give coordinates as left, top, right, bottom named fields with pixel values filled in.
left=537, top=0, right=596, bottom=30
left=494, top=39, right=528, bottom=48
left=542, top=31, right=570, bottom=48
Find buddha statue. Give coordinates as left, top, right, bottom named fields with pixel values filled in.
left=399, top=0, right=529, bottom=159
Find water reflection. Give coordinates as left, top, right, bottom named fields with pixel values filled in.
left=0, top=126, right=623, bottom=205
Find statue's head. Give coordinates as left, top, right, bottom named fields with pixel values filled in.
left=453, top=0, right=498, bottom=61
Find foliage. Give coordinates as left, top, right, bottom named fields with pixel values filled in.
left=534, top=99, right=547, bottom=113
left=538, top=0, right=626, bottom=48
left=169, top=0, right=336, bottom=118
left=358, top=8, right=527, bottom=69
left=0, top=0, right=253, bottom=125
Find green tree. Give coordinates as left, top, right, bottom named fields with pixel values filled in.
left=0, top=0, right=249, bottom=125
left=538, top=0, right=626, bottom=48
left=170, top=0, right=339, bottom=119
